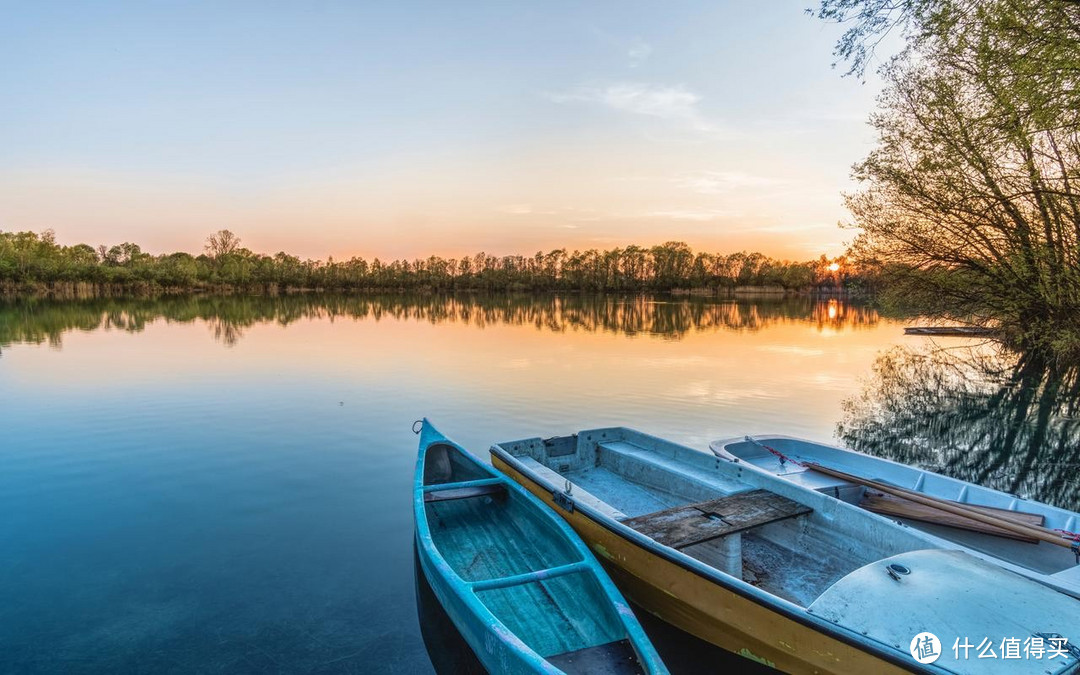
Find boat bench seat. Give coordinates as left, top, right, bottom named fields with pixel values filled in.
left=621, top=489, right=811, bottom=579
left=622, top=489, right=813, bottom=550
left=424, top=483, right=507, bottom=503
left=518, top=456, right=628, bottom=521
left=597, top=441, right=750, bottom=497
left=469, top=560, right=589, bottom=592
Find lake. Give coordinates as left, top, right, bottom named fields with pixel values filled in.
left=1, top=294, right=1076, bottom=673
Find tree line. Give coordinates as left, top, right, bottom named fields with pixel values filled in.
left=0, top=229, right=859, bottom=294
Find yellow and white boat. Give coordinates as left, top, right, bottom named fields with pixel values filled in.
left=491, top=427, right=1080, bottom=674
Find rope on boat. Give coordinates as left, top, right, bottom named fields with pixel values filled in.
left=412, top=419, right=423, bottom=434
left=1055, top=528, right=1080, bottom=542
left=745, top=436, right=805, bottom=467
left=1054, top=529, right=1080, bottom=563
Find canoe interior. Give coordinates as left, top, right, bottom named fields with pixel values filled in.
left=721, top=437, right=1080, bottom=578
left=424, top=442, right=493, bottom=486
left=425, top=494, right=581, bottom=582
left=473, top=574, right=626, bottom=659
left=421, top=441, right=632, bottom=662
left=499, top=430, right=935, bottom=608
left=547, top=639, right=644, bottom=675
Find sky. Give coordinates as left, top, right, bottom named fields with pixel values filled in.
left=0, top=1, right=885, bottom=262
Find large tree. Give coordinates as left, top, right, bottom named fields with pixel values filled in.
left=204, top=229, right=242, bottom=260
left=819, top=0, right=1080, bottom=355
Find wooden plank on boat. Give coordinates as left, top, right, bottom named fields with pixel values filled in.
left=622, top=489, right=811, bottom=550
left=859, top=490, right=1044, bottom=542
left=424, top=483, right=507, bottom=503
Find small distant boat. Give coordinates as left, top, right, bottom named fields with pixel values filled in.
left=413, top=419, right=667, bottom=675
left=493, top=427, right=1080, bottom=674
left=904, top=326, right=994, bottom=336
left=711, top=435, right=1080, bottom=599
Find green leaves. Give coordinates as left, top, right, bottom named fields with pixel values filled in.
left=825, top=0, right=1080, bottom=357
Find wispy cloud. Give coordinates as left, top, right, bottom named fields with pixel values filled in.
left=497, top=204, right=588, bottom=218
left=673, top=171, right=786, bottom=195
left=565, top=207, right=738, bottom=223
left=643, top=208, right=736, bottom=221
left=727, top=222, right=835, bottom=234
left=627, top=41, right=653, bottom=68
left=497, top=203, right=534, bottom=215
left=547, top=83, right=729, bottom=137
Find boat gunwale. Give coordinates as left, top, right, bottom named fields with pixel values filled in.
left=489, top=435, right=952, bottom=675
left=413, top=419, right=667, bottom=675
left=711, top=434, right=1076, bottom=520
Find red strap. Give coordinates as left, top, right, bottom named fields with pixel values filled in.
left=1054, top=528, right=1080, bottom=542
left=761, top=443, right=806, bottom=467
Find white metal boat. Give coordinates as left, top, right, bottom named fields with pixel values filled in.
left=711, top=435, right=1080, bottom=599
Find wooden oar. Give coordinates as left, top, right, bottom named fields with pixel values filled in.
left=804, top=461, right=1078, bottom=550
left=857, top=476, right=1041, bottom=528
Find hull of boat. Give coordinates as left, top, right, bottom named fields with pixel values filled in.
left=491, top=454, right=912, bottom=675
left=416, top=529, right=544, bottom=675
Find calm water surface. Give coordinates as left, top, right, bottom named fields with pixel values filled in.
left=1, top=294, right=1076, bottom=673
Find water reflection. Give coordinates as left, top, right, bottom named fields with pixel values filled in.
left=838, top=345, right=1080, bottom=509
left=414, top=547, right=485, bottom=675
left=0, top=292, right=897, bottom=674
left=0, top=294, right=881, bottom=351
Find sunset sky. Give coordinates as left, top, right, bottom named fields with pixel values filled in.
left=0, top=1, right=884, bottom=262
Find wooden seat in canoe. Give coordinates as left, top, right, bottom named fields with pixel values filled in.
left=423, top=483, right=507, bottom=503
left=622, top=489, right=811, bottom=550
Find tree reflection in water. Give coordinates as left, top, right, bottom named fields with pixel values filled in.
left=838, top=344, right=1080, bottom=510
left=0, top=293, right=882, bottom=352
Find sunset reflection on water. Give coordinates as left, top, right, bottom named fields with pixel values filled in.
left=0, top=293, right=913, bottom=674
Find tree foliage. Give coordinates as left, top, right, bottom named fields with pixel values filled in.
left=0, top=230, right=855, bottom=294
left=820, top=0, right=1080, bottom=355
left=205, top=229, right=242, bottom=259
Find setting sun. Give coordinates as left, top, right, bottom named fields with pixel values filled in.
left=828, top=262, right=841, bottom=272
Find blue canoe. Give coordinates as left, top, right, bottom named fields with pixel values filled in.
left=413, top=419, right=667, bottom=675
